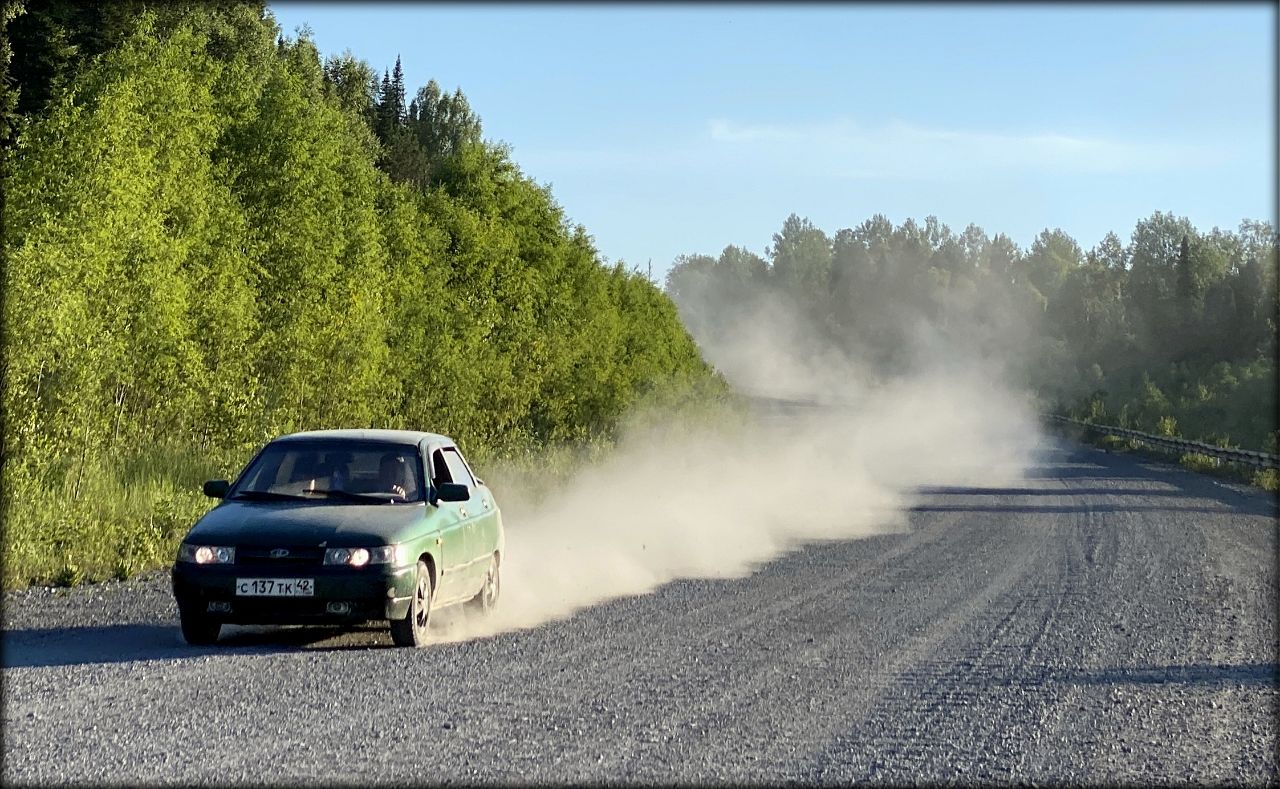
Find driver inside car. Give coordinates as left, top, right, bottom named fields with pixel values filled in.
left=378, top=452, right=412, bottom=499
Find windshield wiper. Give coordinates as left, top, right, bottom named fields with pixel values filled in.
left=297, top=488, right=398, bottom=504
left=229, top=490, right=308, bottom=502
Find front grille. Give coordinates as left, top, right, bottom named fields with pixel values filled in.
left=237, top=546, right=325, bottom=566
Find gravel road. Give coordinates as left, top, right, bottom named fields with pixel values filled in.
left=3, top=440, right=1277, bottom=785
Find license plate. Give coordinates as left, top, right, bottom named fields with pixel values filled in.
left=235, top=578, right=315, bottom=597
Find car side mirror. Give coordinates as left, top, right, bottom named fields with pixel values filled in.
left=202, top=479, right=229, bottom=499
left=435, top=482, right=470, bottom=502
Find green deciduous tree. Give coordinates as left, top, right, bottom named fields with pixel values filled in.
left=2, top=6, right=722, bottom=586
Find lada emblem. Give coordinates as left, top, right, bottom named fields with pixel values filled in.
left=269, top=548, right=290, bottom=558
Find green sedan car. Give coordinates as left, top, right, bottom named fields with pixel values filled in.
left=170, top=429, right=503, bottom=647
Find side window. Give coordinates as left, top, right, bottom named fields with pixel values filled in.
left=441, top=448, right=475, bottom=487
left=431, top=450, right=452, bottom=484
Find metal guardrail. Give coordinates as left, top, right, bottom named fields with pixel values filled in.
left=1047, top=415, right=1280, bottom=470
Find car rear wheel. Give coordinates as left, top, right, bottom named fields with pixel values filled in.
left=390, top=560, right=433, bottom=647
left=466, top=554, right=500, bottom=616
left=179, top=606, right=221, bottom=645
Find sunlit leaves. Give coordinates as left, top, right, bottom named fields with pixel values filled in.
left=3, top=5, right=723, bottom=585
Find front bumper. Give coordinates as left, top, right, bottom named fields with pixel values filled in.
left=171, top=562, right=417, bottom=624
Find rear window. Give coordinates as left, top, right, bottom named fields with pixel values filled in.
left=233, top=441, right=425, bottom=502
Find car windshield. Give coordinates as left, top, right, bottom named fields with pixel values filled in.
left=229, top=441, right=425, bottom=503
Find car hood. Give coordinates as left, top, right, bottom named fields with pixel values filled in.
left=186, top=500, right=429, bottom=547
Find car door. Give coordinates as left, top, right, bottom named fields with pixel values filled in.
left=426, top=445, right=473, bottom=604
left=438, top=446, right=493, bottom=594
left=454, top=446, right=501, bottom=562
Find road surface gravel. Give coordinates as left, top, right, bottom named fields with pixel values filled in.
left=3, top=441, right=1276, bottom=785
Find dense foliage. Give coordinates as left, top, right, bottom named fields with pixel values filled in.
left=1, top=2, right=720, bottom=586
left=667, top=213, right=1277, bottom=453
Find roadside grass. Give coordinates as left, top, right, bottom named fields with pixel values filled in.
left=1178, top=452, right=1227, bottom=476
left=482, top=438, right=617, bottom=515
left=1249, top=468, right=1279, bottom=493
left=2, top=444, right=240, bottom=590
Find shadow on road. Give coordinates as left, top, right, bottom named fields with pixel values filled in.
left=1051, top=662, right=1280, bottom=688
left=1, top=602, right=482, bottom=669
left=910, top=503, right=1236, bottom=515
left=1, top=621, right=398, bottom=669
left=920, top=442, right=1277, bottom=518
left=916, top=486, right=1206, bottom=498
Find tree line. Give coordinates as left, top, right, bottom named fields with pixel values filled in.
left=666, top=212, right=1277, bottom=453
left=1, top=2, right=722, bottom=585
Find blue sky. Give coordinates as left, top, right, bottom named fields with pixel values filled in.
left=270, top=3, right=1274, bottom=279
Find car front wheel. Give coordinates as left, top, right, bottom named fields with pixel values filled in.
left=390, top=560, right=433, bottom=647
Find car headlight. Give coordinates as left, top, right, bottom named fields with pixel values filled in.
left=178, top=544, right=235, bottom=564
left=324, top=546, right=398, bottom=566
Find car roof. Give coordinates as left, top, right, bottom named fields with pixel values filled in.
left=271, top=429, right=453, bottom=448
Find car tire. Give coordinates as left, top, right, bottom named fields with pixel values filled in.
left=465, top=553, right=500, bottom=616
left=179, top=606, right=221, bottom=646
left=390, top=560, right=433, bottom=647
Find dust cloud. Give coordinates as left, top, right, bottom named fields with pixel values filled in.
left=437, top=285, right=1043, bottom=642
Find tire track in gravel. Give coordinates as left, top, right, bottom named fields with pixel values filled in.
left=569, top=507, right=1052, bottom=782
left=804, top=443, right=1277, bottom=786
left=806, top=485, right=1076, bottom=783
left=1048, top=452, right=1277, bottom=786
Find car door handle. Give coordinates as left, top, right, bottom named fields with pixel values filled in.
left=482, top=498, right=490, bottom=510
left=460, top=507, right=468, bottom=518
